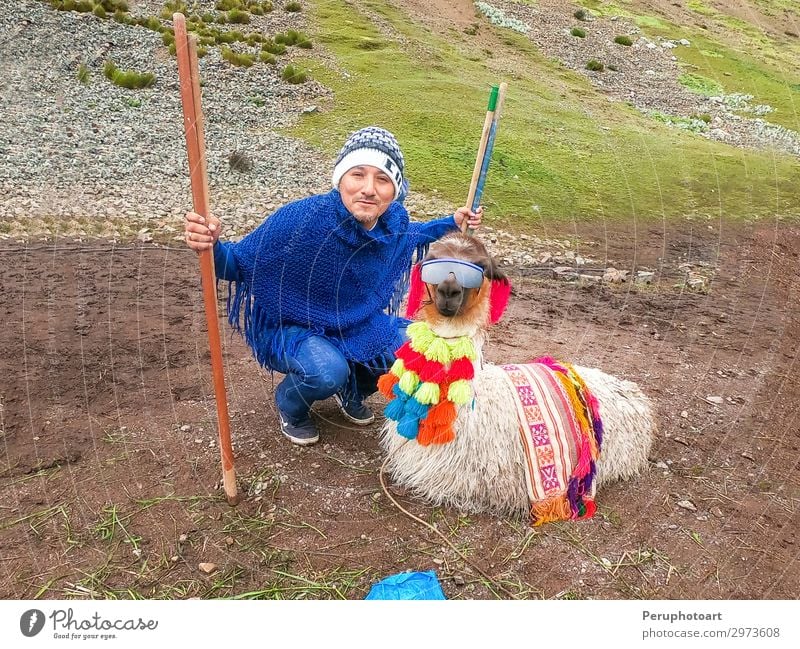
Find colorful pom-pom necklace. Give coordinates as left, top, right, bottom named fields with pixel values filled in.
left=377, top=321, right=476, bottom=446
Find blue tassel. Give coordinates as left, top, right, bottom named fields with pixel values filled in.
left=397, top=413, right=420, bottom=439
left=392, top=384, right=410, bottom=401
left=405, top=397, right=429, bottom=419
left=384, top=397, right=406, bottom=421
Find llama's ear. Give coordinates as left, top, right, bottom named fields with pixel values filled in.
left=484, top=255, right=507, bottom=283
left=405, top=263, right=425, bottom=318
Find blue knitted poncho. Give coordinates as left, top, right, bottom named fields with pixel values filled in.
left=214, top=189, right=456, bottom=369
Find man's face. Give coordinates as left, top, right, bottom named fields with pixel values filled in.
left=339, top=165, right=396, bottom=227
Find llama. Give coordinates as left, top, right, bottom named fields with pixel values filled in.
left=379, top=233, right=655, bottom=522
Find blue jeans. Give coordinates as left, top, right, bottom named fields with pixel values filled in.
left=267, top=325, right=407, bottom=424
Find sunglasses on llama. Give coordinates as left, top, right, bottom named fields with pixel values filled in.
left=420, top=258, right=485, bottom=289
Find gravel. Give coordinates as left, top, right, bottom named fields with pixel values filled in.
left=0, top=1, right=332, bottom=240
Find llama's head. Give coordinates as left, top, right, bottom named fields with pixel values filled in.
left=406, top=233, right=510, bottom=337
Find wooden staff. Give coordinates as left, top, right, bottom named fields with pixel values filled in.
left=174, top=12, right=239, bottom=506
left=464, top=83, right=508, bottom=236
left=462, top=85, right=499, bottom=234
left=473, top=83, right=508, bottom=209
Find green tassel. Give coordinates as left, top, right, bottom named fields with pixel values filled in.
left=409, top=326, right=436, bottom=354
left=424, top=337, right=451, bottom=365
left=399, top=370, right=420, bottom=395
left=390, top=358, right=405, bottom=377
left=447, top=336, right=476, bottom=361
left=447, top=379, right=472, bottom=405
left=414, top=381, right=440, bottom=405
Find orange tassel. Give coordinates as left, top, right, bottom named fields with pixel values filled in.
left=417, top=419, right=455, bottom=446
left=425, top=400, right=457, bottom=428
left=377, top=372, right=399, bottom=399
left=427, top=424, right=455, bottom=445
left=531, top=497, right=573, bottom=526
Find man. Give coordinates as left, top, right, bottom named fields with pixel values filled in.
left=185, top=126, right=481, bottom=445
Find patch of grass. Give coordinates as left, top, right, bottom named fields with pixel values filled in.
left=297, top=0, right=800, bottom=223
left=77, top=62, right=90, bottom=84
left=220, top=46, right=255, bottom=67
left=216, top=29, right=245, bottom=44
left=574, top=9, right=587, bottom=21
left=259, top=51, right=276, bottom=64
left=92, top=504, right=142, bottom=550
left=227, top=8, right=250, bottom=23
left=160, top=1, right=186, bottom=20
left=571, top=27, right=586, bottom=38
left=585, top=59, right=604, bottom=71
left=613, top=35, right=632, bottom=46
left=285, top=1, right=302, bottom=11
left=103, top=60, right=155, bottom=89
left=262, top=38, right=287, bottom=55
left=274, top=29, right=310, bottom=46
left=679, top=72, right=723, bottom=96
left=281, top=63, right=307, bottom=83
left=673, top=34, right=800, bottom=131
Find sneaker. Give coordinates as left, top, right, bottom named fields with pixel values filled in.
left=277, top=409, right=319, bottom=446
left=334, top=393, right=375, bottom=426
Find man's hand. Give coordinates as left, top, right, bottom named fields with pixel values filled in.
left=454, top=205, right=483, bottom=231
left=184, top=211, right=220, bottom=252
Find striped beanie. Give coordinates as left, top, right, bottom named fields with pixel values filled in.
left=332, top=126, right=408, bottom=202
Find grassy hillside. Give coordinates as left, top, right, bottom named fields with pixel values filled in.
left=290, top=0, right=799, bottom=226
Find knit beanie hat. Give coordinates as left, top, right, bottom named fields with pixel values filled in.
left=332, top=126, right=408, bottom=202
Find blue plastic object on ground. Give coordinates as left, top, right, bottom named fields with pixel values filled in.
left=365, top=570, right=447, bottom=600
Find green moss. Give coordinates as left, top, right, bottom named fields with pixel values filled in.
left=613, top=35, right=632, bottom=46
left=285, top=1, right=302, bottom=11
left=570, top=27, right=586, bottom=38
left=586, top=59, right=604, bottom=71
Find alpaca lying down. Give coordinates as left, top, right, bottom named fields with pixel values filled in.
left=379, top=233, right=655, bottom=521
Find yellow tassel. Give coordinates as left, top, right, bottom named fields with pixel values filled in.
left=399, top=370, right=419, bottom=395
left=414, top=381, right=440, bottom=405
left=408, top=322, right=435, bottom=354
left=390, top=358, right=405, bottom=377
left=424, top=337, right=451, bottom=365
left=555, top=371, right=592, bottom=439
left=446, top=336, right=477, bottom=361
left=446, top=379, right=472, bottom=405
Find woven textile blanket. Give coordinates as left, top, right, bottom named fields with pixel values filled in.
left=498, top=360, right=603, bottom=525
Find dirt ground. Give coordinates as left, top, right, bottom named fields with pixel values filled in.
left=1, top=219, right=798, bottom=600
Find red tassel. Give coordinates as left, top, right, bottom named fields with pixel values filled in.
left=489, top=277, right=511, bottom=324
left=405, top=263, right=425, bottom=318
left=419, top=359, right=446, bottom=383
left=446, top=357, right=474, bottom=382
left=395, top=341, right=425, bottom=373
left=377, top=373, right=399, bottom=399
